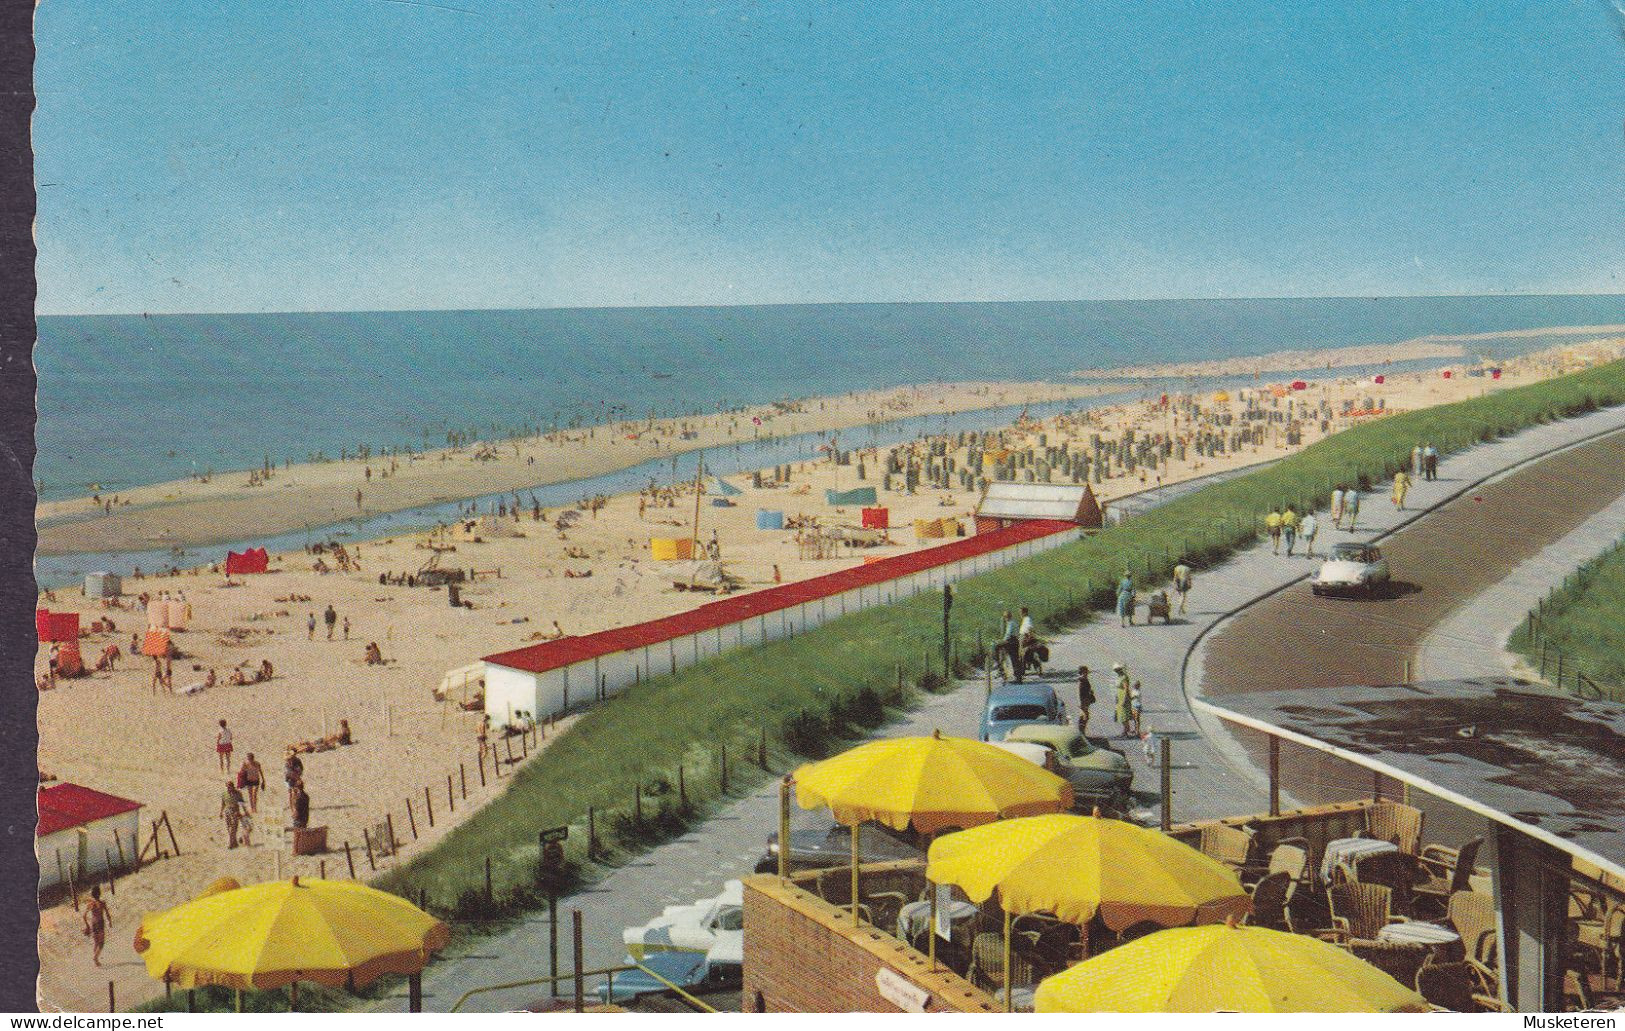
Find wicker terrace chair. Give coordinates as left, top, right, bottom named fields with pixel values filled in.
left=1245, top=871, right=1294, bottom=932
left=1416, top=837, right=1484, bottom=910
left=1348, top=848, right=1418, bottom=916
left=1349, top=939, right=1429, bottom=990
left=1322, top=881, right=1400, bottom=944
left=1447, top=890, right=1500, bottom=971
left=1365, top=801, right=1425, bottom=855
left=1199, top=823, right=1254, bottom=873
left=1415, top=959, right=1507, bottom=1013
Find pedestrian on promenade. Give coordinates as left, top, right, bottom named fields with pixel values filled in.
left=1299, top=512, right=1319, bottom=558
left=215, top=719, right=233, bottom=772
left=1392, top=470, right=1411, bottom=510
left=1127, top=681, right=1143, bottom=739
left=999, top=610, right=1020, bottom=680
left=1116, top=571, right=1136, bottom=628
left=1172, top=561, right=1193, bottom=615
left=1113, top=664, right=1133, bottom=737
left=1282, top=507, right=1299, bottom=556
left=1344, top=488, right=1361, bottom=531
left=1424, top=443, right=1439, bottom=480
left=221, top=780, right=245, bottom=849
left=324, top=604, right=338, bottom=640
left=1411, top=444, right=1422, bottom=475
left=1076, top=666, right=1095, bottom=737
left=1330, top=487, right=1345, bottom=528
left=1265, top=509, right=1283, bottom=554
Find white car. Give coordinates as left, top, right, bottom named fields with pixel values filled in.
left=1311, top=542, right=1391, bottom=596
left=623, top=880, right=743, bottom=962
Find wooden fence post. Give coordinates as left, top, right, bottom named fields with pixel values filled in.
left=345, top=840, right=356, bottom=878
left=485, top=856, right=493, bottom=905
left=720, top=743, right=729, bottom=794
left=460, top=763, right=468, bottom=799
left=588, top=806, right=598, bottom=857
left=386, top=814, right=398, bottom=852
left=448, top=774, right=456, bottom=812
left=678, top=765, right=687, bottom=808
left=362, top=828, right=377, bottom=871
left=425, top=785, right=435, bottom=828
left=406, top=799, right=419, bottom=840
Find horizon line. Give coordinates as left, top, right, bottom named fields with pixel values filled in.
left=35, top=289, right=1625, bottom=320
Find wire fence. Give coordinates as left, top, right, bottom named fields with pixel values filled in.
left=1511, top=535, right=1625, bottom=703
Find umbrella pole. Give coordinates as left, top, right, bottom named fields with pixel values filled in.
left=234, top=989, right=242, bottom=1013
left=1003, top=907, right=1013, bottom=1013
left=290, top=981, right=298, bottom=1011
left=927, top=879, right=937, bottom=970
left=849, top=822, right=860, bottom=924
left=778, top=777, right=791, bottom=880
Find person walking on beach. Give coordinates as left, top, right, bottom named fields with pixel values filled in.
left=1172, top=561, right=1193, bottom=615
left=1265, top=509, right=1283, bottom=554
left=1299, top=512, right=1319, bottom=558
left=221, top=780, right=245, bottom=849
left=215, top=719, right=233, bottom=772
left=291, top=780, right=311, bottom=831
left=82, top=885, right=110, bottom=967
left=1344, top=488, right=1361, bottom=531
left=284, top=751, right=304, bottom=812
left=1392, top=469, right=1411, bottom=510
left=1282, top=507, right=1299, bottom=557
left=1116, top=571, right=1136, bottom=628
left=342, top=616, right=351, bottom=641
left=307, top=612, right=316, bottom=640
left=1113, top=663, right=1133, bottom=738
left=324, top=604, right=338, bottom=640
left=238, top=753, right=264, bottom=812
left=1076, top=666, right=1095, bottom=737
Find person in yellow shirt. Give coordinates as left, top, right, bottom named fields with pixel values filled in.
left=1282, top=507, right=1299, bottom=556
left=1265, top=509, right=1283, bottom=554
left=1392, top=470, right=1411, bottom=510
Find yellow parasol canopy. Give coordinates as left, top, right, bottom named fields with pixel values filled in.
left=793, top=733, right=1072, bottom=835
left=138, top=877, right=449, bottom=991
left=926, top=813, right=1249, bottom=931
left=1212, top=390, right=1231, bottom=404
left=1034, top=921, right=1430, bottom=1012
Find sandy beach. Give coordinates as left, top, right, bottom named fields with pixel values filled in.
left=35, top=381, right=1114, bottom=557
left=32, top=334, right=1625, bottom=1011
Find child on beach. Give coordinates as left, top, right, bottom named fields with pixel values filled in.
left=216, top=719, right=233, bottom=772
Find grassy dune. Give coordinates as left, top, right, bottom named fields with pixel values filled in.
left=382, top=359, right=1625, bottom=917
left=1508, top=535, right=1625, bottom=699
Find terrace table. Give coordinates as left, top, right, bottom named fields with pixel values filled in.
left=1320, top=836, right=1399, bottom=885
left=897, top=899, right=979, bottom=947
left=1378, top=920, right=1463, bottom=962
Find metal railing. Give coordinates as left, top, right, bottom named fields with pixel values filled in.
left=449, top=960, right=720, bottom=1014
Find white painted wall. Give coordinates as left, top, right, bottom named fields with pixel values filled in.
left=38, top=808, right=143, bottom=891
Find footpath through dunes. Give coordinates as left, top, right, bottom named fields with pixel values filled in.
left=1200, top=424, right=1625, bottom=805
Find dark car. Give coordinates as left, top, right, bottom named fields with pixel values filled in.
left=753, top=818, right=922, bottom=874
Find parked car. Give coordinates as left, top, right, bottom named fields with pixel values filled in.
left=623, top=880, right=743, bottom=962
left=979, top=682, right=1067, bottom=742
left=594, top=948, right=742, bottom=1006
left=753, top=818, right=922, bottom=874
left=1311, top=542, right=1391, bottom=596
left=1002, top=724, right=1133, bottom=811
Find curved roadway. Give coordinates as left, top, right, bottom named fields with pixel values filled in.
left=1201, top=425, right=1625, bottom=806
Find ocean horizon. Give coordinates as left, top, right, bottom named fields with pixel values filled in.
left=35, top=294, right=1625, bottom=502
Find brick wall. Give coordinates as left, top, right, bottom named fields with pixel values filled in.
left=741, top=875, right=997, bottom=1013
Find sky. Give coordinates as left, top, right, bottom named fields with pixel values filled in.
left=34, top=0, right=1625, bottom=315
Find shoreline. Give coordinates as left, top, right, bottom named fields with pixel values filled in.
left=35, top=381, right=1113, bottom=557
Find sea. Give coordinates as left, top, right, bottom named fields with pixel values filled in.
left=36, top=295, right=1625, bottom=506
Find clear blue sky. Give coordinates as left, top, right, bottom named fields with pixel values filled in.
left=35, top=1, right=1625, bottom=314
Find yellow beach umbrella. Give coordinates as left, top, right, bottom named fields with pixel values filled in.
left=1212, top=390, right=1231, bottom=404
left=1034, top=921, right=1429, bottom=1012
left=791, top=733, right=1072, bottom=931
left=794, top=732, right=1073, bottom=835
left=927, top=813, right=1248, bottom=930
left=139, top=877, right=448, bottom=1009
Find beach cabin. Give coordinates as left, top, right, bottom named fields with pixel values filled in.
left=37, top=783, right=142, bottom=892
left=973, top=481, right=1103, bottom=535
left=481, top=519, right=1084, bottom=726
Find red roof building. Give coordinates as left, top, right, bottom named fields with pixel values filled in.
left=38, top=783, right=143, bottom=838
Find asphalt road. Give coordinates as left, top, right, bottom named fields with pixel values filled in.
left=1202, top=425, right=1625, bottom=806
